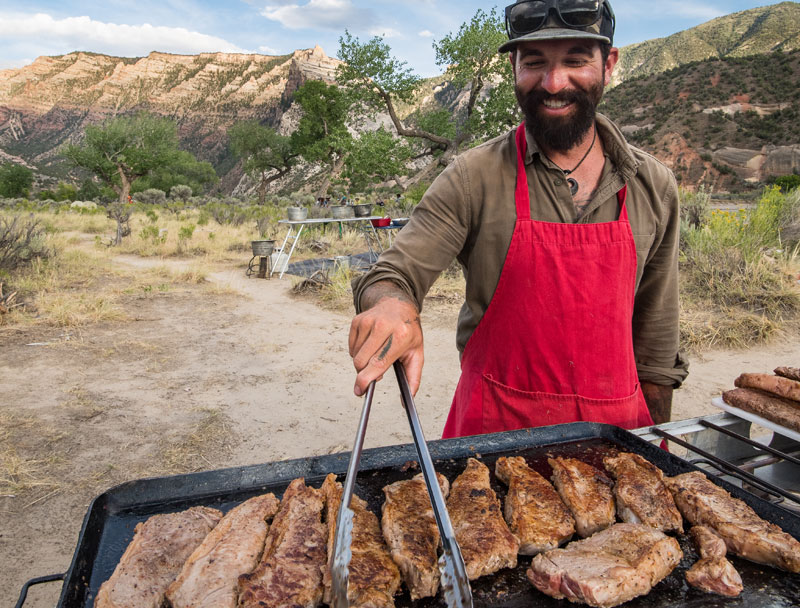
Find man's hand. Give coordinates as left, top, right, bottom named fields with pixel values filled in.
left=349, top=281, right=424, bottom=397
left=641, top=382, right=673, bottom=425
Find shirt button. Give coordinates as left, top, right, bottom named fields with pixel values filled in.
left=554, top=179, right=563, bottom=186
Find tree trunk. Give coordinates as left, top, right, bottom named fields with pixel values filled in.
left=111, top=167, right=133, bottom=245
left=317, top=155, right=347, bottom=199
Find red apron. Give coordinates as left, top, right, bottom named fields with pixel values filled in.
left=442, top=124, right=654, bottom=439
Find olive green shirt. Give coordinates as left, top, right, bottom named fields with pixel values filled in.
left=353, top=114, right=688, bottom=387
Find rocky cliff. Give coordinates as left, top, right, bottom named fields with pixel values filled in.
left=0, top=46, right=341, bottom=186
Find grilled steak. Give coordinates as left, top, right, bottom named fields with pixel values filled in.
left=685, top=557, right=743, bottom=597
left=447, top=458, right=519, bottom=580
left=735, top=372, right=800, bottom=402
left=322, top=474, right=402, bottom=608
left=548, top=457, right=615, bottom=538
left=667, top=471, right=800, bottom=572
left=166, top=494, right=280, bottom=608
left=690, top=525, right=727, bottom=559
left=604, top=452, right=683, bottom=534
left=496, top=456, right=575, bottom=555
left=381, top=473, right=450, bottom=600
left=238, top=479, right=327, bottom=608
left=685, top=525, right=742, bottom=597
left=95, top=506, right=222, bottom=608
left=527, top=523, right=682, bottom=608
left=723, top=387, right=800, bottom=432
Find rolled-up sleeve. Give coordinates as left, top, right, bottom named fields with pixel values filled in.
left=352, top=159, right=472, bottom=313
left=632, top=172, right=690, bottom=387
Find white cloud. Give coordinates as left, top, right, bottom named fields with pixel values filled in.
left=258, top=45, right=282, bottom=54
left=368, top=26, right=402, bottom=38
left=0, top=12, right=250, bottom=58
left=418, top=29, right=434, bottom=38
left=260, top=0, right=375, bottom=30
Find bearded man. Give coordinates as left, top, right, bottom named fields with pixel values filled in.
left=348, top=0, right=688, bottom=437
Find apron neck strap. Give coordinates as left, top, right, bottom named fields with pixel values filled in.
left=516, top=123, right=629, bottom=221
left=515, top=124, right=531, bottom=220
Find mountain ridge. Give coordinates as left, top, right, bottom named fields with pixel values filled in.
left=1, top=3, right=799, bottom=194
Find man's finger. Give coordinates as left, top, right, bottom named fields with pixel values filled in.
left=354, top=334, right=400, bottom=396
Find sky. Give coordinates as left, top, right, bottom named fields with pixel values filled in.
left=0, top=1, right=787, bottom=77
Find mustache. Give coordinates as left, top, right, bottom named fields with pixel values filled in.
left=522, top=89, right=586, bottom=107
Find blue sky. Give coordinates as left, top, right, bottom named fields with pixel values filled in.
left=0, top=1, right=786, bottom=76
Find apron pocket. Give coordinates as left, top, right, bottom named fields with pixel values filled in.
left=481, top=374, right=580, bottom=434
left=575, top=388, right=643, bottom=430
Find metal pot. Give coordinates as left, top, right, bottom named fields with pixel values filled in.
left=251, top=240, right=275, bottom=257
left=287, top=207, right=308, bottom=221
left=331, top=205, right=354, bottom=219
left=353, top=204, right=372, bottom=217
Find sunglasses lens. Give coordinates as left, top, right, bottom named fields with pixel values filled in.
left=558, top=0, right=602, bottom=27
left=508, top=1, right=548, bottom=35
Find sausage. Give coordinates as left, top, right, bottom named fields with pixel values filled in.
left=734, top=373, right=800, bottom=403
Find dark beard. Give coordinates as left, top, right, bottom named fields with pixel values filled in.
left=516, top=83, right=604, bottom=152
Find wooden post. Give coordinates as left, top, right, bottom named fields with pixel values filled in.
left=258, top=256, right=268, bottom=279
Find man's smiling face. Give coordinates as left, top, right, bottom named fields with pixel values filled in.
left=511, top=38, right=617, bottom=151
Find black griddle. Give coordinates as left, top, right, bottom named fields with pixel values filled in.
left=22, top=423, right=800, bottom=607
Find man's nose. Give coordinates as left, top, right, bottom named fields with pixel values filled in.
left=541, top=66, right=569, bottom=94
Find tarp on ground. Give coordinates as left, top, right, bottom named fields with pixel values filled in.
left=283, top=252, right=376, bottom=278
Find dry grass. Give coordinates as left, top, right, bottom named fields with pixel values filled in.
left=0, top=412, right=63, bottom=497
left=156, top=408, right=237, bottom=474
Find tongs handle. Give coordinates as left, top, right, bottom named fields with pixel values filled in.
left=332, top=380, right=376, bottom=608
left=393, top=362, right=473, bottom=608
left=340, top=380, right=376, bottom=511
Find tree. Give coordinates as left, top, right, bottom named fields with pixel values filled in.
left=229, top=121, right=299, bottom=204
left=63, top=113, right=210, bottom=244
left=132, top=150, right=218, bottom=196
left=336, top=9, right=507, bottom=183
left=291, top=80, right=352, bottom=197
left=344, top=128, right=412, bottom=192
left=0, top=163, right=34, bottom=198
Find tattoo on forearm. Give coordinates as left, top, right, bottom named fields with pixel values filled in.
left=378, top=335, right=393, bottom=361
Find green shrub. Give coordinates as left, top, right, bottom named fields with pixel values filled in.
left=134, top=188, right=167, bottom=206
left=169, top=184, right=193, bottom=201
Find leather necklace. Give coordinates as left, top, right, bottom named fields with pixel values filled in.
left=543, top=127, right=597, bottom=196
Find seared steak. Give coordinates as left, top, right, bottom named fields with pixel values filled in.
left=667, top=471, right=800, bottom=572
left=604, top=452, right=683, bottom=534
left=686, top=558, right=743, bottom=597
left=495, top=456, right=575, bottom=555
left=238, top=479, right=327, bottom=608
left=690, top=525, right=727, bottom=559
left=381, top=473, right=450, bottom=600
left=447, top=458, right=519, bottom=580
left=167, top=494, right=279, bottom=608
left=548, top=457, right=615, bottom=538
left=322, top=474, right=402, bottom=608
left=685, top=525, right=742, bottom=597
left=527, top=523, right=682, bottom=608
left=95, top=506, right=222, bottom=608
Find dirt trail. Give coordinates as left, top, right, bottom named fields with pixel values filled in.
left=2, top=252, right=798, bottom=607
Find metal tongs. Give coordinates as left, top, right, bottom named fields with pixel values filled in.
left=331, top=365, right=473, bottom=608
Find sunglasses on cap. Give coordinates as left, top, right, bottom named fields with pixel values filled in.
left=504, top=0, right=614, bottom=39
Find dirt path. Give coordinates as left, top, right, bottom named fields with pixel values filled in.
left=2, top=252, right=798, bottom=607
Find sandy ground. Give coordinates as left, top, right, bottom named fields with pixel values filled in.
left=2, top=253, right=799, bottom=607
